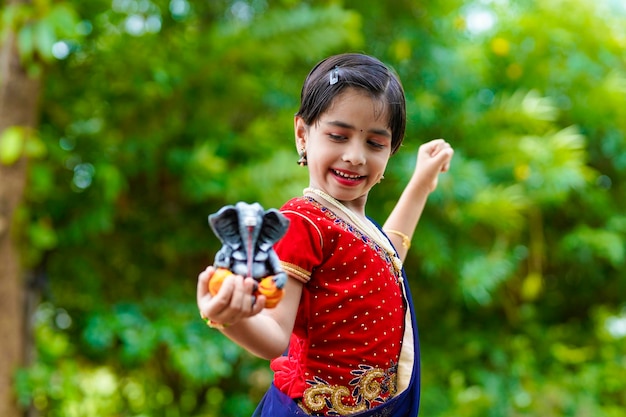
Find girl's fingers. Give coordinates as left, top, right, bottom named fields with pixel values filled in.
left=241, top=277, right=258, bottom=311
left=231, top=277, right=265, bottom=315
left=197, top=267, right=270, bottom=325
left=411, top=139, right=453, bottom=192
left=197, top=266, right=214, bottom=306
left=198, top=271, right=236, bottom=321
left=252, top=294, right=266, bottom=315
left=419, top=139, right=449, bottom=160
left=427, top=138, right=447, bottom=157
left=228, top=274, right=247, bottom=311
left=438, top=146, right=454, bottom=172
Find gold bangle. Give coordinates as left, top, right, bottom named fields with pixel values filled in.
left=384, top=229, right=411, bottom=250
left=201, top=315, right=229, bottom=330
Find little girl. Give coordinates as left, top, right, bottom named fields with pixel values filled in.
left=197, top=53, right=453, bottom=416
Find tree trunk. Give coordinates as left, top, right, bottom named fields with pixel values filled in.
left=0, top=0, right=41, bottom=415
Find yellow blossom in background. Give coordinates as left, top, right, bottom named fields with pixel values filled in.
left=491, top=37, right=510, bottom=56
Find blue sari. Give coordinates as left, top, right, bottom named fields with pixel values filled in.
left=252, top=269, right=421, bottom=417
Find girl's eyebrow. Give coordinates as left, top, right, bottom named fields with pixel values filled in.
left=325, top=120, right=392, bottom=138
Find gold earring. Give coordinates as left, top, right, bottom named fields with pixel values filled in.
left=378, top=175, right=385, bottom=184
left=297, top=149, right=308, bottom=166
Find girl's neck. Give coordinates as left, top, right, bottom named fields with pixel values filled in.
left=304, top=186, right=367, bottom=217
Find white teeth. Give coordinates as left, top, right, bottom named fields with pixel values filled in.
left=334, top=170, right=361, bottom=179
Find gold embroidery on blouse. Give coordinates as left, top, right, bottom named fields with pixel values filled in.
left=302, top=365, right=397, bottom=415
left=280, top=261, right=311, bottom=283
left=304, top=384, right=365, bottom=414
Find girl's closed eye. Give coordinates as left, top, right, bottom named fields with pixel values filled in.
left=328, top=133, right=347, bottom=141
left=368, top=140, right=386, bottom=149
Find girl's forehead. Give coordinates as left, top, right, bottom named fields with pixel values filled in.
left=324, top=88, right=390, bottom=123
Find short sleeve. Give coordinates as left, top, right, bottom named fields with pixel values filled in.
left=274, top=207, right=323, bottom=284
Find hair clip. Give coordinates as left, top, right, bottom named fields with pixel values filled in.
left=329, top=67, right=339, bottom=85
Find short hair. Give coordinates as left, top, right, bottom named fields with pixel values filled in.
left=296, top=53, right=406, bottom=154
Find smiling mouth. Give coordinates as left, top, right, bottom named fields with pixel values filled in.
left=332, top=169, right=365, bottom=181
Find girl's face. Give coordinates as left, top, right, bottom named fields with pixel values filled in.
left=295, top=88, right=392, bottom=213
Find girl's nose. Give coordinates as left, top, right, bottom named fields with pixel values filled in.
left=342, top=143, right=366, bottom=165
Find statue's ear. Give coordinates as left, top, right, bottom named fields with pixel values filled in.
left=209, top=205, right=241, bottom=246
left=258, top=209, right=290, bottom=250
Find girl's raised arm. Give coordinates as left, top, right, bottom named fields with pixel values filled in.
left=383, top=138, right=453, bottom=262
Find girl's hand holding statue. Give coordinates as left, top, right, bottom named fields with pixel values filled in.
left=197, top=201, right=290, bottom=329
left=197, top=266, right=267, bottom=329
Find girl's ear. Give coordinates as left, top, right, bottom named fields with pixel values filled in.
left=294, top=116, right=307, bottom=150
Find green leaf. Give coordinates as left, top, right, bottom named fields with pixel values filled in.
left=29, top=218, right=58, bottom=250
left=562, top=226, right=625, bottom=267
left=47, top=4, right=79, bottom=38
left=0, top=126, right=24, bottom=165
left=34, top=19, right=55, bottom=60
left=461, top=252, right=516, bottom=305
left=16, top=24, right=34, bottom=60
left=464, top=184, right=528, bottom=231
left=97, top=163, right=127, bottom=202
left=24, top=133, right=47, bottom=159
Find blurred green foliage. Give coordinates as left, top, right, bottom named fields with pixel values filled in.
left=3, top=0, right=625, bottom=415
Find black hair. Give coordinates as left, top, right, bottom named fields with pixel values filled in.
left=296, top=53, right=406, bottom=154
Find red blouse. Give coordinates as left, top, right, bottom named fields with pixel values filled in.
left=271, top=197, right=406, bottom=415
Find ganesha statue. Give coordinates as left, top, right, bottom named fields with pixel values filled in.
left=208, top=202, right=290, bottom=308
